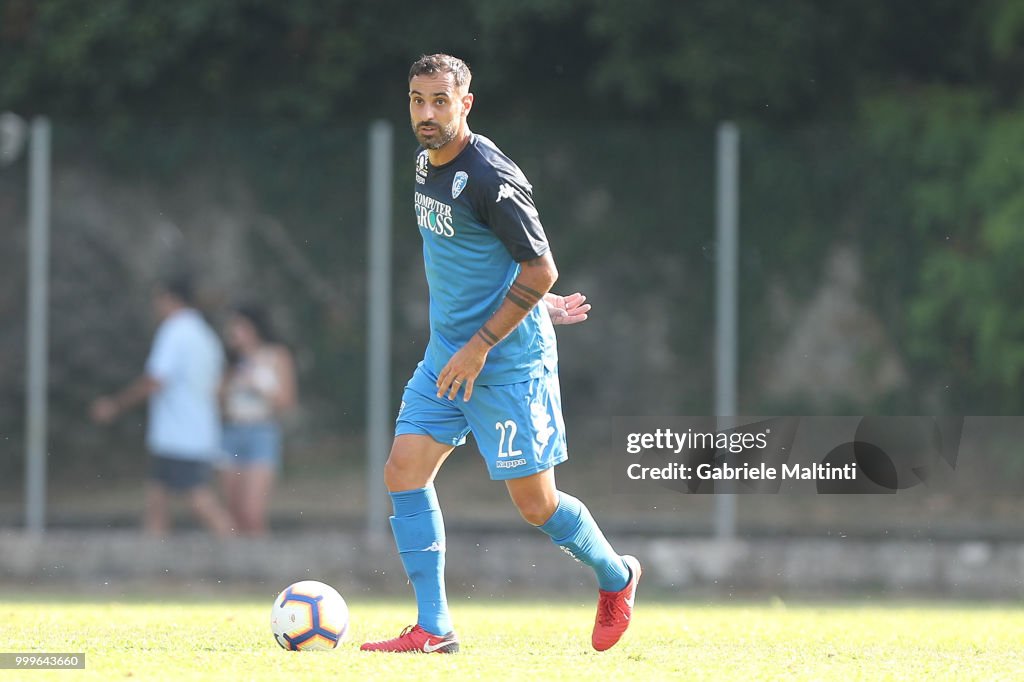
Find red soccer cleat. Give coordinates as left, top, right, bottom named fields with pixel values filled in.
left=360, top=624, right=460, bottom=654
left=592, top=554, right=642, bottom=651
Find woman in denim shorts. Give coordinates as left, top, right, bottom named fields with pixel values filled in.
left=220, top=305, right=297, bottom=535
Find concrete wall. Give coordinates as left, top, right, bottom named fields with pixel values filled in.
left=2, top=531, right=1022, bottom=600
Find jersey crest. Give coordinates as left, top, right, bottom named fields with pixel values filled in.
left=452, top=171, right=469, bottom=199
left=415, top=150, right=429, bottom=185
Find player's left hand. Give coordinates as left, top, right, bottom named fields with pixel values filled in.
left=545, top=292, right=591, bottom=325
left=436, top=341, right=489, bottom=402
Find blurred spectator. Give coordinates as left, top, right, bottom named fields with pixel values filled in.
left=219, top=304, right=297, bottom=536
left=91, top=278, right=233, bottom=537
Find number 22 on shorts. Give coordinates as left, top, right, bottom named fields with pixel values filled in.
left=495, top=420, right=522, bottom=458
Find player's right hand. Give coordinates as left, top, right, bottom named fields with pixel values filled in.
left=436, top=338, right=489, bottom=402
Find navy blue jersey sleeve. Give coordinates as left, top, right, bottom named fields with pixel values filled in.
left=476, top=168, right=550, bottom=262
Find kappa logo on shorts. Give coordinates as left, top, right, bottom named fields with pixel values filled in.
left=452, top=171, right=469, bottom=199
left=495, top=458, right=527, bottom=469
left=530, top=402, right=555, bottom=448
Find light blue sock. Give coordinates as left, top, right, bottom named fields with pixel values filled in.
left=389, top=485, right=452, bottom=635
left=538, top=492, right=630, bottom=592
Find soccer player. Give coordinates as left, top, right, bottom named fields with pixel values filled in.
left=360, top=54, right=640, bottom=655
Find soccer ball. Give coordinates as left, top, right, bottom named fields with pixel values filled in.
left=271, top=580, right=349, bottom=650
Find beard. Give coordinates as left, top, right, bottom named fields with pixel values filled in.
left=413, top=119, right=458, bottom=150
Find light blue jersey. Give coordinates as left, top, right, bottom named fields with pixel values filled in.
left=399, top=132, right=567, bottom=480
left=414, top=134, right=557, bottom=385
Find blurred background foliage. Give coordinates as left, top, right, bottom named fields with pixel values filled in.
left=2, top=0, right=1024, bottom=484
left=4, top=0, right=1019, bottom=123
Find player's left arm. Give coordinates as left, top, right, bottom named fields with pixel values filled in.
left=436, top=251, right=558, bottom=401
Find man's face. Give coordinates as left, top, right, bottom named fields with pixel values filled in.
left=409, top=72, right=471, bottom=150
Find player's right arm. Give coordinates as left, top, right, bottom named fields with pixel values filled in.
left=436, top=160, right=567, bottom=401
left=435, top=251, right=558, bottom=401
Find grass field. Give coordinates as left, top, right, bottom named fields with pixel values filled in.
left=1, top=597, right=1022, bottom=681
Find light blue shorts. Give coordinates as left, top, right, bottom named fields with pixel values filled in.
left=221, top=422, right=282, bottom=470
left=395, top=362, right=568, bottom=480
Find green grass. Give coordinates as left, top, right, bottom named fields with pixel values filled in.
left=1, top=598, right=1022, bottom=680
